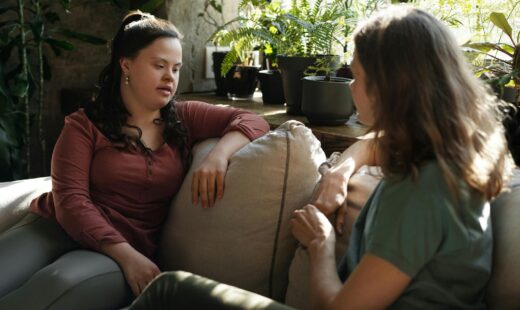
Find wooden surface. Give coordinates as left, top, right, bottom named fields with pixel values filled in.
left=177, top=92, right=369, bottom=155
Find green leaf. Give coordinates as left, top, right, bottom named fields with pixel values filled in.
left=44, top=38, right=75, bottom=51
left=60, top=29, right=106, bottom=45
left=210, top=0, right=222, bottom=13
left=489, top=12, right=512, bottom=39
left=139, top=0, right=164, bottom=13
left=12, top=73, right=29, bottom=98
left=463, top=42, right=496, bottom=53
left=500, top=43, right=515, bottom=54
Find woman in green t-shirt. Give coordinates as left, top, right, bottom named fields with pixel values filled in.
left=293, top=5, right=514, bottom=310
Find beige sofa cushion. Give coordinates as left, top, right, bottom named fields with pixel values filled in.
left=285, top=166, right=382, bottom=309
left=0, top=176, right=51, bottom=233
left=158, top=121, right=326, bottom=302
left=486, top=168, right=520, bottom=310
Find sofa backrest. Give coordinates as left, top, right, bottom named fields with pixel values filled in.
left=486, top=168, right=520, bottom=310
left=158, top=121, right=326, bottom=302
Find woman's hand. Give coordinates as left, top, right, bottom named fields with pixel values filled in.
left=191, top=131, right=251, bottom=208
left=101, top=242, right=161, bottom=296
left=311, top=169, right=350, bottom=234
left=291, top=204, right=336, bottom=252
left=191, top=154, right=228, bottom=208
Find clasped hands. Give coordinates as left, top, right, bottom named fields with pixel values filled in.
left=291, top=168, right=350, bottom=250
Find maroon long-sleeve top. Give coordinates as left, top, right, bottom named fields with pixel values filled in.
left=30, top=101, right=269, bottom=258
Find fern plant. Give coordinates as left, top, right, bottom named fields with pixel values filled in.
left=209, top=0, right=355, bottom=77
left=209, top=0, right=285, bottom=76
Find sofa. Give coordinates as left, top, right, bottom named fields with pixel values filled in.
left=1, top=120, right=519, bottom=310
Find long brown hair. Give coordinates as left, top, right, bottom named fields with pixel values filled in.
left=353, top=6, right=514, bottom=200
left=86, top=11, right=189, bottom=165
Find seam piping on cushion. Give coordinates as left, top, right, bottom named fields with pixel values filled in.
left=268, top=129, right=291, bottom=299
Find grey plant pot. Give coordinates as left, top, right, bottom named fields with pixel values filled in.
left=277, top=55, right=317, bottom=115
left=301, top=76, right=354, bottom=126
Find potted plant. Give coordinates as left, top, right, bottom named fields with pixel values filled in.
left=464, top=9, right=520, bottom=164
left=273, top=0, right=358, bottom=115
left=208, top=0, right=284, bottom=101
left=464, top=11, right=519, bottom=105
left=301, top=56, right=355, bottom=125
left=199, top=0, right=232, bottom=97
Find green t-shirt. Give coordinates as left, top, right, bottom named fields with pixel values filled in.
left=338, top=161, right=491, bottom=309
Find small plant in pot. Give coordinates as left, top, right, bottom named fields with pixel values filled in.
left=208, top=0, right=285, bottom=101
left=301, top=56, right=355, bottom=125
left=275, top=0, right=361, bottom=115
left=199, top=0, right=232, bottom=96
left=223, top=49, right=261, bottom=100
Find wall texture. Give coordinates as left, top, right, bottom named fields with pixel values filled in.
left=166, top=0, right=239, bottom=93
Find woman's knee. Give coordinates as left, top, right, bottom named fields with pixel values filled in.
left=0, top=214, right=77, bottom=298
left=0, top=250, right=133, bottom=310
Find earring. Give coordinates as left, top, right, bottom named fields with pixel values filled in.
left=124, top=75, right=130, bottom=85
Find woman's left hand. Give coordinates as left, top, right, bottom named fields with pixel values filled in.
left=291, top=204, right=335, bottom=249
left=191, top=154, right=228, bottom=208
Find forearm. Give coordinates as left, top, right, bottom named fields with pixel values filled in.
left=207, top=130, right=250, bottom=160
left=329, top=138, right=378, bottom=176
left=308, top=242, right=344, bottom=310
left=101, top=242, right=138, bottom=265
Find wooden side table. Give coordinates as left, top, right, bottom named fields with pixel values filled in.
left=177, top=92, right=368, bottom=155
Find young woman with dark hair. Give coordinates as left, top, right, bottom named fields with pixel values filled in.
left=128, top=6, right=514, bottom=310
left=0, top=11, right=269, bottom=309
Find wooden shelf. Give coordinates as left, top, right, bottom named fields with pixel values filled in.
left=177, top=92, right=369, bottom=155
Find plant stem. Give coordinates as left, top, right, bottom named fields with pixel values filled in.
left=35, top=0, right=46, bottom=175
left=18, top=0, right=30, bottom=178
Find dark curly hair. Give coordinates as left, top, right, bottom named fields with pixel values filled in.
left=85, top=11, right=189, bottom=166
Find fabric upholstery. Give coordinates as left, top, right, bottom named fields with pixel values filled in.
left=486, top=168, right=520, bottom=310
left=0, top=177, right=51, bottom=233
left=158, top=121, right=326, bottom=302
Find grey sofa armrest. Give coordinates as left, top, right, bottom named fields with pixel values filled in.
left=0, top=177, right=51, bottom=233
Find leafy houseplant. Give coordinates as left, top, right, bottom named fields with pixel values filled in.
left=208, top=0, right=286, bottom=102
left=465, top=11, right=519, bottom=105
left=208, top=0, right=287, bottom=99
left=198, top=0, right=234, bottom=96
left=0, top=0, right=107, bottom=181
left=0, top=0, right=164, bottom=181
left=275, top=0, right=357, bottom=114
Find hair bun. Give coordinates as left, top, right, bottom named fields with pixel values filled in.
left=122, top=10, right=154, bottom=29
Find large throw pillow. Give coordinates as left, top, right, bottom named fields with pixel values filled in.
left=158, top=120, right=326, bottom=302
left=486, top=168, right=520, bottom=310
left=0, top=176, right=51, bottom=233
left=284, top=165, right=382, bottom=309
